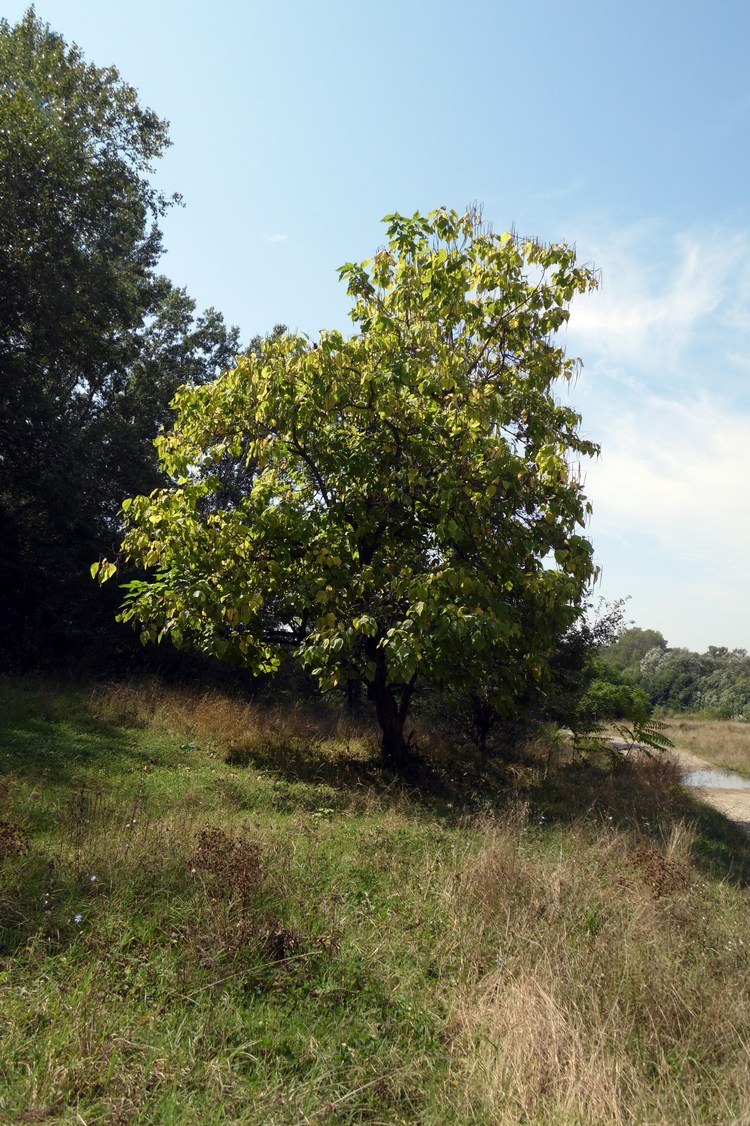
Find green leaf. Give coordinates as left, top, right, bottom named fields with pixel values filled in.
left=91, top=559, right=117, bottom=584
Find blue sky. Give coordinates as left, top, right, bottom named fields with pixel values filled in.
left=8, top=0, right=750, bottom=651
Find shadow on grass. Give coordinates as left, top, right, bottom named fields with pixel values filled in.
left=5, top=677, right=750, bottom=888
left=0, top=678, right=186, bottom=784
left=225, top=731, right=529, bottom=823
left=232, top=737, right=750, bottom=886
left=523, top=751, right=750, bottom=888
left=229, top=741, right=444, bottom=818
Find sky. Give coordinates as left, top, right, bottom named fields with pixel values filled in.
left=6, top=0, right=750, bottom=652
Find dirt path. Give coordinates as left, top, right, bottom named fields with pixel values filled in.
left=668, top=746, right=750, bottom=835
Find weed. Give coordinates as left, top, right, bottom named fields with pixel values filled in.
left=0, top=819, right=28, bottom=861
left=190, top=826, right=263, bottom=907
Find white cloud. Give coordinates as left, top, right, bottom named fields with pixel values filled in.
left=584, top=394, right=750, bottom=569
left=261, top=233, right=288, bottom=244
left=552, top=220, right=750, bottom=647
left=561, top=222, right=750, bottom=563
left=566, top=223, right=750, bottom=386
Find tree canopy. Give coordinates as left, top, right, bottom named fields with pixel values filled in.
left=601, top=626, right=667, bottom=674
left=0, top=10, right=239, bottom=667
left=634, top=643, right=750, bottom=718
left=100, top=207, right=600, bottom=766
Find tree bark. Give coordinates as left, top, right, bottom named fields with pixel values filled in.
left=365, top=639, right=413, bottom=769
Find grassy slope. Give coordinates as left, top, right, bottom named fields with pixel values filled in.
left=2, top=681, right=750, bottom=1125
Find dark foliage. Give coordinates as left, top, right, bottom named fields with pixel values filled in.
left=0, top=10, right=239, bottom=671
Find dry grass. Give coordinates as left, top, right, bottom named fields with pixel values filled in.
left=440, top=809, right=750, bottom=1125
left=90, top=680, right=378, bottom=765
left=667, top=716, right=750, bottom=777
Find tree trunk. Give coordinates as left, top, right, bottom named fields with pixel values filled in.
left=372, top=683, right=409, bottom=767
left=365, top=641, right=412, bottom=770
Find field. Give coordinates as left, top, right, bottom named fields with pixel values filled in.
left=3, top=680, right=750, bottom=1124
left=665, top=716, right=750, bottom=778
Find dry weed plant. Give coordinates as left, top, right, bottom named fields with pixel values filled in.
left=186, top=824, right=304, bottom=969
left=441, top=808, right=750, bottom=1125
left=0, top=818, right=29, bottom=861
left=190, top=825, right=263, bottom=906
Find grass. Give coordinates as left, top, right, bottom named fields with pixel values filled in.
left=666, top=715, right=750, bottom=778
left=2, top=679, right=750, bottom=1123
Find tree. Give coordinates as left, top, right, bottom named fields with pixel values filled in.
left=0, top=10, right=239, bottom=667
left=636, top=643, right=750, bottom=718
left=638, top=647, right=710, bottom=712
left=698, top=648, right=750, bottom=718
left=601, top=626, right=667, bottom=674
left=437, top=599, right=628, bottom=758
left=99, top=208, right=599, bottom=768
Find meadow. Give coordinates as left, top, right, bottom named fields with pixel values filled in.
left=664, top=716, right=750, bottom=778
left=2, top=680, right=750, bottom=1124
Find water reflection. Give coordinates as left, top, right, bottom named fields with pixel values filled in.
left=683, top=769, right=750, bottom=791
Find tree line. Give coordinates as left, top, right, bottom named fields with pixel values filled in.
left=603, top=628, right=750, bottom=720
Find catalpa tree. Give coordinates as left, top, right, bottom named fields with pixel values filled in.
left=96, top=208, right=599, bottom=768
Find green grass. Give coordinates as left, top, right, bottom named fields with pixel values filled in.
left=2, top=680, right=750, bottom=1123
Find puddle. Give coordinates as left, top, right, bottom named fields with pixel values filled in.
left=683, top=769, right=750, bottom=791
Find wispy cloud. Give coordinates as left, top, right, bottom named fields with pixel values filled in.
left=578, top=391, right=750, bottom=650
left=585, top=394, right=750, bottom=563
left=556, top=221, right=750, bottom=646
left=567, top=223, right=750, bottom=384
left=261, top=233, right=288, bottom=244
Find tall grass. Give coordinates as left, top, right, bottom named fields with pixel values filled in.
left=443, top=814, right=750, bottom=1124
left=2, top=680, right=750, bottom=1123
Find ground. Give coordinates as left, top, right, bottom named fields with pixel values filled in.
left=667, top=746, right=750, bottom=834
